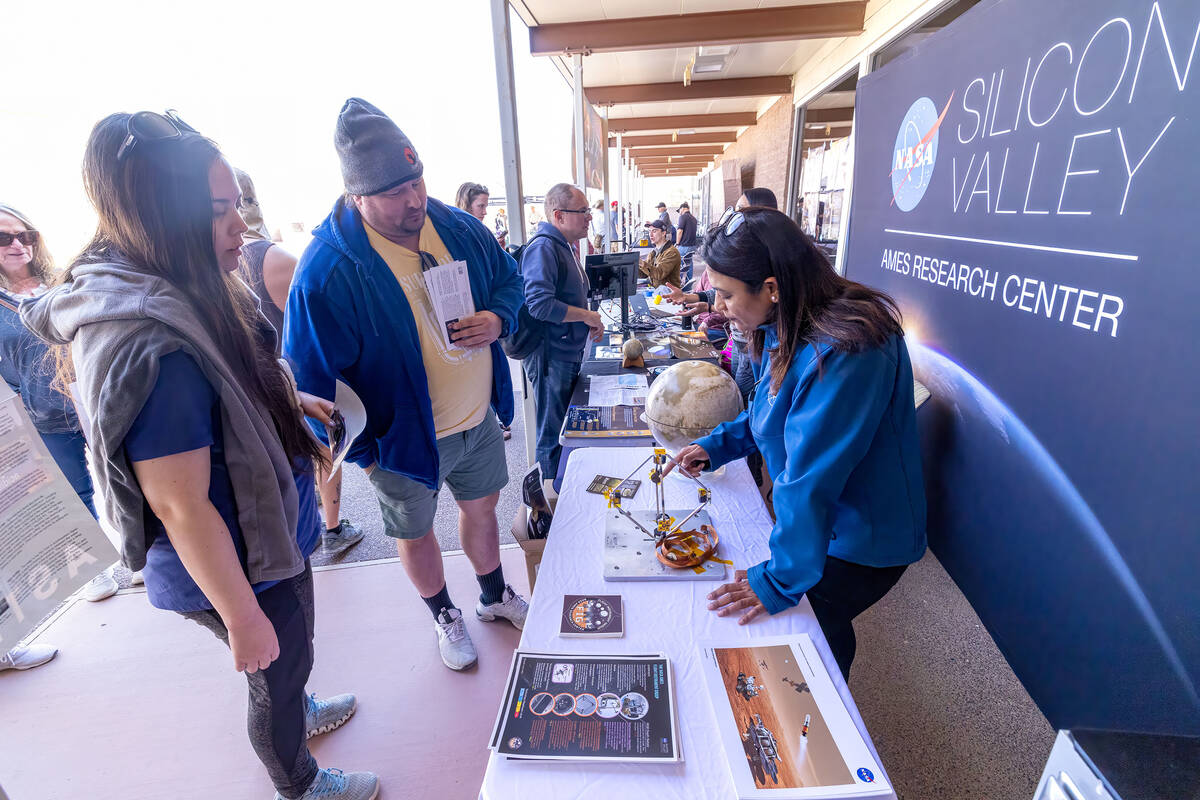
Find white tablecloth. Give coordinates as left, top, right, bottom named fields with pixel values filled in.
left=480, top=447, right=896, bottom=800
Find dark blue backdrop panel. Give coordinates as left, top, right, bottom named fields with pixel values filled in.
left=842, top=0, right=1200, bottom=735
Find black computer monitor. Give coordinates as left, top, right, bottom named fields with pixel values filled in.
left=585, top=252, right=639, bottom=328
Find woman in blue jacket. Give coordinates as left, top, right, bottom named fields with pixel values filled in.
left=669, top=207, right=927, bottom=679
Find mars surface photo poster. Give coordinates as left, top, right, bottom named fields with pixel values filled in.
left=698, top=635, right=889, bottom=799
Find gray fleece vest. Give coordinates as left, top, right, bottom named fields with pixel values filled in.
left=21, top=263, right=303, bottom=582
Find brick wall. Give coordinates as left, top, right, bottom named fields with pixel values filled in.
left=711, top=94, right=795, bottom=209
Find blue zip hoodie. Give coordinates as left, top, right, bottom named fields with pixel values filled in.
left=695, top=327, right=927, bottom=615
left=522, top=221, right=590, bottom=363
left=283, top=196, right=522, bottom=489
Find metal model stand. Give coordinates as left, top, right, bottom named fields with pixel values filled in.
left=603, top=447, right=720, bottom=569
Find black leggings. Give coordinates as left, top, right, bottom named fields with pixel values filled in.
left=806, top=555, right=908, bottom=681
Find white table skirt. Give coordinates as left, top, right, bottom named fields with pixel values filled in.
left=480, top=447, right=896, bottom=800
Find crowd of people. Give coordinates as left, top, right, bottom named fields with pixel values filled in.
left=0, top=97, right=926, bottom=800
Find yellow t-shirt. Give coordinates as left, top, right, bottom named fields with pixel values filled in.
left=364, top=219, right=493, bottom=438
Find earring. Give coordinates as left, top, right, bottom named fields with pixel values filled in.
left=771, top=295, right=777, bottom=302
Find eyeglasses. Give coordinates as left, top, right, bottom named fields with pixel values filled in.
left=559, top=207, right=592, bottom=216
left=116, top=109, right=199, bottom=162
left=712, top=206, right=746, bottom=237
left=0, top=231, right=38, bottom=247
left=418, top=250, right=439, bottom=273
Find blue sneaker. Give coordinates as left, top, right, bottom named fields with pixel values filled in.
left=276, top=768, right=379, bottom=800
left=322, top=520, right=364, bottom=557
left=305, top=692, right=357, bottom=739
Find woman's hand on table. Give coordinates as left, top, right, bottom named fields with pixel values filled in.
left=664, top=444, right=709, bottom=477
left=707, top=569, right=767, bottom=625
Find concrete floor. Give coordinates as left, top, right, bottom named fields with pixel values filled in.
left=93, top=364, right=1056, bottom=798
left=851, top=552, right=1056, bottom=800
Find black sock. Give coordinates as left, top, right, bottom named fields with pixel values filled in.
left=422, top=584, right=454, bottom=619
left=477, top=565, right=507, bottom=606
left=325, top=522, right=342, bottom=534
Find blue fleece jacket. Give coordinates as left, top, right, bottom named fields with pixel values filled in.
left=283, top=197, right=522, bottom=490
left=521, top=221, right=590, bottom=363
left=695, top=327, right=927, bottom=615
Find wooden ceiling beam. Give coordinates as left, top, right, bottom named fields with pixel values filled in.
left=613, top=132, right=737, bottom=147
left=587, top=75, right=791, bottom=105
left=625, top=145, right=724, bottom=158
left=608, top=113, right=757, bottom=133
left=633, top=155, right=715, bottom=164
left=803, top=107, right=854, bottom=124
left=529, top=2, right=867, bottom=56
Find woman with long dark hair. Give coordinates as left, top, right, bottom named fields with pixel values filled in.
left=22, top=112, right=379, bottom=800
left=668, top=207, right=927, bottom=680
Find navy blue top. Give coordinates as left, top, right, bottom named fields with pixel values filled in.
left=125, top=350, right=320, bottom=612
left=521, top=222, right=591, bottom=363
left=0, top=290, right=79, bottom=434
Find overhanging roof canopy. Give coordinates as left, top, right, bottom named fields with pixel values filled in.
left=527, top=2, right=865, bottom=56
left=511, top=0, right=863, bottom=173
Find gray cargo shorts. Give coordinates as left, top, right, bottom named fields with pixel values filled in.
left=368, top=409, right=509, bottom=539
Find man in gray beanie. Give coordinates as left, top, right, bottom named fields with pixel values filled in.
left=285, top=98, right=528, bottom=671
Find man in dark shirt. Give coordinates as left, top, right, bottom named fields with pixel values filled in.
left=675, top=202, right=698, bottom=282
left=520, top=183, right=605, bottom=481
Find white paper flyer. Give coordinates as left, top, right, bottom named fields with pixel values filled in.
left=0, top=384, right=118, bottom=648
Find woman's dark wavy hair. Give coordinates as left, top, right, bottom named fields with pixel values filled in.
left=701, top=207, right=903, bottom=394
left=62, top=112, right=323, bottom=466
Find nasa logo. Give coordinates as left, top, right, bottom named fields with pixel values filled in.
left=404, top=146, right=417, bottom=166
left=856, top=767, right=875, bottom=783
left=890, top=95, right=953, bottom=212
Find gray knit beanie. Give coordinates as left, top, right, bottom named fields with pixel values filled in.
left=335, top=98, right=424, bottom=196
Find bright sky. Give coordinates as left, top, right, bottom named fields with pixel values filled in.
left=1, top=0, right=675, bottom=263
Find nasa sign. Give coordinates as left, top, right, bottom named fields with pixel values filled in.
left=890, top=96, right=951, bottom=211
left=843, top=0, right=1200, bottom=737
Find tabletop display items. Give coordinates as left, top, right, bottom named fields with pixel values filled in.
left=642, top=359, right=744, bottom=458
left=489, top=652, right=680, bottom=762
left=602, top=447, right=727, bottom=581
left=559, top=594, right=624, bottom=638
left=697, top=634, right=891, bottom=799
left=621, top=337, right=645, bottom=368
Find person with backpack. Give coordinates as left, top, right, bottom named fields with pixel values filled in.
left=519, top=183, right=604, bottom=481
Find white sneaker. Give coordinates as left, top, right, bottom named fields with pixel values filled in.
left=476, top=584, right=529, bottom=631
left=82, top=570, right=118, bottom=602
left=130, top=570, right=144, bottom=586
left=0, top=644, right=58, bottom=671
left=435, top=607, right=477, bottom=670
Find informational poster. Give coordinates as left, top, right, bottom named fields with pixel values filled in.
left=489, top=652, right=680, bottom=762
left=571, top=103, right=606, bottom=190
left=842, top=0, right=1200, bottom=735
left=698, top=635, right=890, bottom=798
left=0, top=384, right=118, bottom=648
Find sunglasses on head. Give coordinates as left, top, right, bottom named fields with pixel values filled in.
left=116, top=109, right=199, bottom=162
left=711, top=206, right=746, bottom=237
left=0, top=231, right=38, bottom=247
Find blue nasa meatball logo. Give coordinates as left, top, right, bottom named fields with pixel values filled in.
left=890, top=96, right=944, bottom=211
left=856, top=767, right=876, bottom=782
